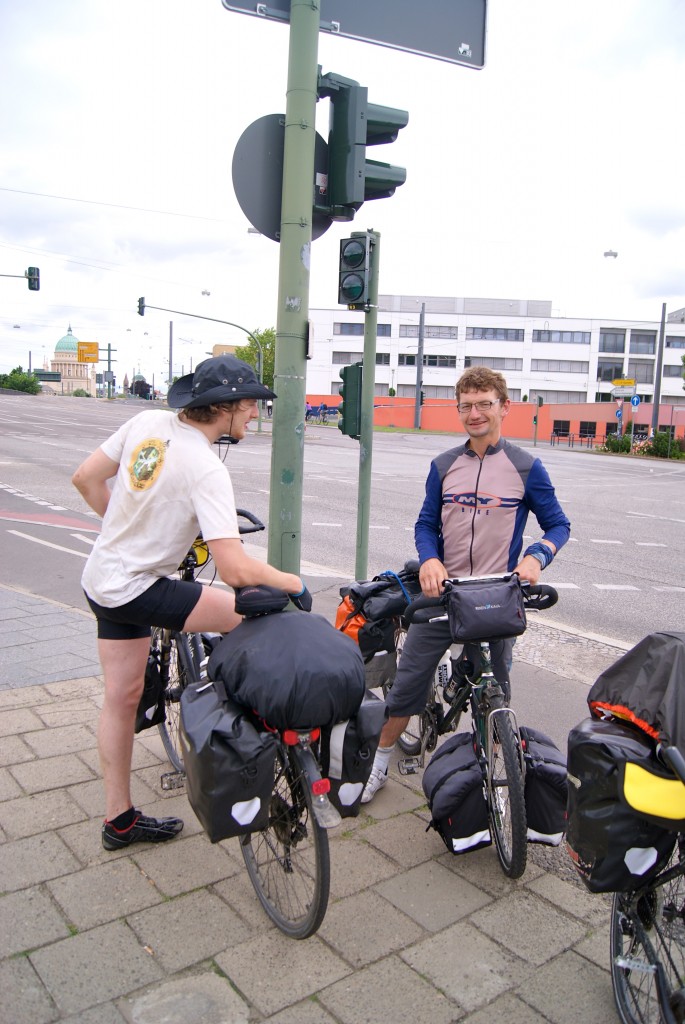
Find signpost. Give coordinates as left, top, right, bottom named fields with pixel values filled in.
left=221, top=0, right=487, bottom=68
left=630, top=393, right=641, bottom=450
left=77, top=342, right=99, bottom=363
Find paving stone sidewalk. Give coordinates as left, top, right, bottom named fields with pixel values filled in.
left=0, top=581, right=624, bottom=1024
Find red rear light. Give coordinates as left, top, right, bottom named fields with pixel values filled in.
left=282, top=730, right=299, bottom=746
left=312, top=778, right=330, bottom=796
left=310, top=728, right=320, bottom=742
left=282, top=728, right=321, bottom=746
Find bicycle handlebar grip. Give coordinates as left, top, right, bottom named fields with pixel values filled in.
left=523, top=583, right=559, bottom=611
left=661, top=745, right=685, bottom=785
left=236, top=508, right=266, bottom=535
left=403, top=593, right=445, bottom=625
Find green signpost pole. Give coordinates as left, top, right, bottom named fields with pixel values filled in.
left=355, top=230, right=380, bottom=580
left=267, top=0, right=320, bottom=573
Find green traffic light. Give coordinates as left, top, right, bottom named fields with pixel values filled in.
left=340, top=273, right=365, bottom=303
left=340, top=238, right=365, bottom=268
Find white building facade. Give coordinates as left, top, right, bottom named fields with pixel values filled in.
left=307, top=295, right=685, bottom=406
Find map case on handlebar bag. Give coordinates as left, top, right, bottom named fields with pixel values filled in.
left=446, top=576, right=526, bottom=643
left=180, top=678, right=277, bottom=842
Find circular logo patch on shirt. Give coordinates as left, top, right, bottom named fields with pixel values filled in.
left=128, top=438, right=166, bottom=490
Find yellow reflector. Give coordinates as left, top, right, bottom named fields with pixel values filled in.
left=623, top=761, right=685, bottom=820
left=192, top=539, right=210, bottom=566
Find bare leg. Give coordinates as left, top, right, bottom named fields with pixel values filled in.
left=378, top=715, right=410, bottom=749
left=97, top=636, right=150, bottom=820
left=182, top=586, right=241, bottom=632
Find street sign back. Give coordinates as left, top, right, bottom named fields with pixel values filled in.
left=221, top=0, right=487, bottom=68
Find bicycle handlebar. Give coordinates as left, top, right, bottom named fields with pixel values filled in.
left=661, top=745, right=685, bottom=785
left=236, top=508, right=266, bottom=535
left=402, top=576, right=558, bottom=626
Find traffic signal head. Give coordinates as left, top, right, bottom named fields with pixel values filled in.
left=138, top=297, right=145, bottom=316
left=338, top=360, right=363, bottom=439
left=27, top=267, right=40, bottom=291
left=338, top=234, right=371, bottom=308
left=319, top=71, right=408, bottom=221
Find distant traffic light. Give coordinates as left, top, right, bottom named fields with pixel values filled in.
left=318, top=72, right=408, bottom=221
left=138, top=297, right=145, bottom=316
left=338, top=361, right=363, bottom=439
left=338, top=234, right=371, bottom=309
left=27, top=267, right=40, bottom=291
left=420, top=390, right=425, bottom=406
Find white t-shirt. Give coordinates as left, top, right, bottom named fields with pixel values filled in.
left=81, top=410, right=240, bottom=606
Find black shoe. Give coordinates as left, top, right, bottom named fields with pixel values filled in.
left=102, top=810, right=184, bottom=851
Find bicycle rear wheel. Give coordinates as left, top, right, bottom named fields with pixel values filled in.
left=486, top=709, right=527, bottom=879
left=610, top=843, right=685, bottom=1024
left=155, top=630, right=198, bottom=772
left=240, top=746, right=330, bottom=939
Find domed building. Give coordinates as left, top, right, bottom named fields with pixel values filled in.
left=48, top=326, right=97, bottom=395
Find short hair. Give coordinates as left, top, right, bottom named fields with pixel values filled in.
left=182, top=399, right=245, bottom=424
left=455, top=366, right=509, bottom=403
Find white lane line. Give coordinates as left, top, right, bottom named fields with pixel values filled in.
left=593, top=584, right=639, bottom=591
left=547, top=582, right=580, bottom=589
left=590, top=539, right=622, bottom=545
left=636, top=542, right=667, bottom=547
left=312, top=522, right=342, bottom=527
left=70, top=533, right=96, bottom=546
left=369, top=525, right=390, bottom=530
left=7, top=530, right=88, bottom=558
left=627, top=511, right=685, bottom=524
left=653, top=586, right=685, bottom=592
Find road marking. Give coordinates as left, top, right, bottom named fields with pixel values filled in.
left=7, top=530, right=89, bottom=558
left=636, top=542, right=667, bottom=547
left=547, top=582, right=580, bottom=589
left=369, top=525, right=390, bottom=530
left=70, top=533, right=96, bottom=546
left=590, top=539, right=622, bottom=545
left=627, top=511, right=685, bottom=525
left=653, top=586, right=685, bottom=592
left=593, top=584, right=639, bottom=591
left=312, top=522, right=342, bottom=527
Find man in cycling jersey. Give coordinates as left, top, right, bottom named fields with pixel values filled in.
left=362, top=365, right=570, bottom=803
left=73, top=355, right=311, bottom=850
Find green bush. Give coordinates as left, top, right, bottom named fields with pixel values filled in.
left=72, top=389, right=91, bottom=398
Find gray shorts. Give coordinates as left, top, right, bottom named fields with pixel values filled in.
left=386, top=618, right=514, bottom=717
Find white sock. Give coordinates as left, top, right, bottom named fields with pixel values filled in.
left=373, top=745, right=394, bottom=775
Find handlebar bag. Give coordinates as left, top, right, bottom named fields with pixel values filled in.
left=320, top=689, right=388, bottom=817
left=422, top=732, right=491, bottom=855
left=565, top=716, right=677, bottom=893
left=208, top=611, right=366, bottom=730
left=446, top=577, right=526, bottom=643
left=180, top=678, right=277, bottom=842
left=519, top=726, right=568, bottom=846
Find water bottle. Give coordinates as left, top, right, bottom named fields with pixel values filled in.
left=443, top=656, right=474, bottom=702
left=437, top=650, right=452, bottom=699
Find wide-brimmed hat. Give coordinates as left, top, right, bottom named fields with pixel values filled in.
left=167, top=355, right=276, bottom=409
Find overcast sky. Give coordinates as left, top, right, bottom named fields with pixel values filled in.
left=1, top=0, right=684, bottom=382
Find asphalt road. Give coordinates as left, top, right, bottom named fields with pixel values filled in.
left=1, top=392, right=684, bottom=646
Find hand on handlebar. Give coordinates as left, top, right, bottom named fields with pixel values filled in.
left=290, top=584, right=313, bottom=612
left=419, top=558, right=448, bottom=598
left=513, top=554, right=543, bottom=586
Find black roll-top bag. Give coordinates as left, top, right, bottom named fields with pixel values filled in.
left=319, top=689, right=388, bottom=817
left=422, top=733, right=491, bottom=854
left=520, top=726, right=568, bottom=846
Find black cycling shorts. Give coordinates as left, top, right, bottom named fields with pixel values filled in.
left=85, top=577, right=203, bottom=640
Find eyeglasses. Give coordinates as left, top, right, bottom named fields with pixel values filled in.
left=457, top=399, right=500, bottom=415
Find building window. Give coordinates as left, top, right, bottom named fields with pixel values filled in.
left=597, top=359, right=624, bottom=381
left=531, top=359, right=589, bottom=373
left=377, top=324, right=391, bottom=337
left=629, top=332, right=656, bottom=354
left=663, top=365, right=683, bottom=377
left=552, top=420, right=571, bottom=437
left=579, top=421, right=596, bottom=438
left=666, top=336, right=685, bottom=349
left=599, top=330, right=625, bottom=353
left=532, top=330, right=590, bottom=344
left=532, top=391, right=586, bottom=403
left=627, top=360, right=655, bottom=384
left=423, top=354, right=457, bottom=368
left=398, top=354, right=416, bottom=366
left=399, top=325, right=458, bottom=338
left=334, top=322, right=364, bottom=336
left=466, top=327, right=524, bottom=341
left=332, top=351, right=358, bottom=364
left=375, top=352, right=390, bottom=365
left=464, top=356, right=522, bottom=371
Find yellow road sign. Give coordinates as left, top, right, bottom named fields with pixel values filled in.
left=611, top=378, right=635, bottom=386
left=77, top=341, right=99, bottom=363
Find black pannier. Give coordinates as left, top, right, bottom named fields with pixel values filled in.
left=134, top=647, right=166, bottom=733
left=180, top=678, right=277, bottom=842
left=208, top=611, right=366, bottom=730
left=320, top=690, right=388, bottom=817
left=422, top=732, right=491, bottom=854
left=520, top=726, right=567, bottom=846
left=566, top=717, right=677, bottom=893
left=336, top=568, right=422, bottom=663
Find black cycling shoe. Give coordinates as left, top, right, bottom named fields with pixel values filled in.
left=102, top=810, right=184, bottom=851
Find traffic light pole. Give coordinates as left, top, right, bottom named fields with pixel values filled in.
left=355, top=230, right=380, bottom=580
left=413, top=302, right=425, bottom=428
left=267, top=0, right=320, bottom=574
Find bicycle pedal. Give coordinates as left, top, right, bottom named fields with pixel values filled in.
left=398, top=757, right=422, bottom=776
left=160, top=770, right=186, bottom=790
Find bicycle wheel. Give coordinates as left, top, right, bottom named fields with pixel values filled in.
left=240, top=746, right=330, bottom=939
left=486, top=710, right=527, bottom=879
left=610, top=843, right=685, bottom=1024
left=155, top=631, right=198, bottom=772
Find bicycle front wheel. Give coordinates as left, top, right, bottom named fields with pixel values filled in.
left=240, top=746, right=330, bottom=939
left=486, top=710, right=527, bottom=879
left=155, top=630, right=197, bottom=772
left=610, top=843, right=685, bottom=1024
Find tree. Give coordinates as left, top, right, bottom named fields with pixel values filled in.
left=234, top=328, right=275, bottom=392
left=0, top=366, right=41, bottom=395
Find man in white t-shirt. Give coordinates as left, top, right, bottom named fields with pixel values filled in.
left=73, top=355, right=310, bottom=851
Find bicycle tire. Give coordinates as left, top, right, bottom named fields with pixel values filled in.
left=610, top=842, right=685, bottom=1024
left=156, top=631, right=200, bottom=772
left=240, top=745, right=330, bottom=939
left=486, top=710, right=527, bottom=879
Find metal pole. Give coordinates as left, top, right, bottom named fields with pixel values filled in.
left=168, top=321, right=173, bottom=388
left=267, top=0, right=320, bottom=573
left=413, top=302, right=425, bottom=429
left=107, top=344, right=112, bottom=399
left=356, top=231, right=380, bottom=580
left=650, top=302, right=667, bottom=436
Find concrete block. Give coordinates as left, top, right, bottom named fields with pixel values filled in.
left=362, top=811, right=443, bottom=868
left=120, top=972, right=250, bottom=1024
left=375, top=859, right=492, bottom=931
left=0, top=765, right=24, bottom=801
left=319, top=889, right=425, bottom=967
left=0, top=733, right=36, bottom=767
left=1, top=831, right=81, bottom=891
left=0, top=885, right=71, bottom=957
left=516, top=948, right=616, bottom=1023
left=48, top=858, right=164, bottom=930
left=10, top=752, right=97, bottom=793
left=457, top=991, right=549, bottom=1023
left=0, top=788, right=86, bottom=840
left=438, top=844, right=544, bottom=898
left=471, top=889, right=587, bottom=966
left=131, top=832, right=237, bottom=898
left=0, top=955, right=57, bottom=1024
left=527, top=871, right=612, bottom=927
left=0, top=705, right=44, bottom=736
left=23, top=723, right=97, bottom=759
left=328, top=833, right=396, bottom=899
left=29, top=920, right=163, bottom=1016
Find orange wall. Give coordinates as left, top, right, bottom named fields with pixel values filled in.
left=305, top=395, right=685, bottom=441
